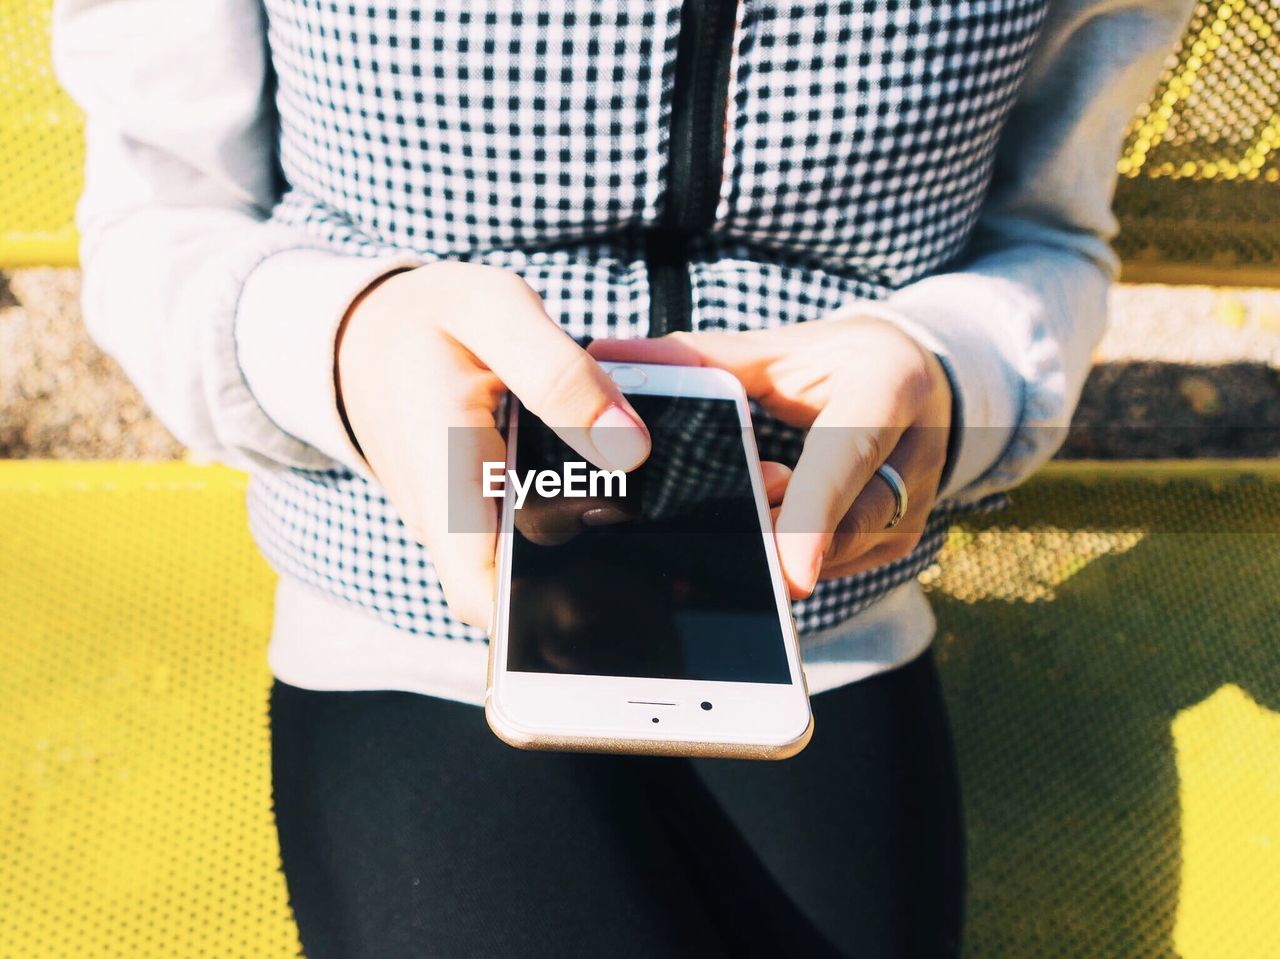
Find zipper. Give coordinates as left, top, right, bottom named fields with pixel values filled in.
left=646, top=0, right=739, bottom=337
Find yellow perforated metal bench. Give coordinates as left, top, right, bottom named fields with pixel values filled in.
left=0, top=0, right=82, bottom=267
left=2, top=461, right=1278, bottom=957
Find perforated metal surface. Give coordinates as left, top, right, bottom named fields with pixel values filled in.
left=2, top=461, right=1277, bottom=957
left=1114, top=0, right=1280, bottom=282
left=0, top=463, right=299, bottom=958
left=929, top=462, right=1280, bottom=958
left=0, top=0, right=83, bottom=266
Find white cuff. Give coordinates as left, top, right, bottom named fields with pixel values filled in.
left=857, top=274, right=1033, bottom=501
left=234, top=248, right=423, bottom=477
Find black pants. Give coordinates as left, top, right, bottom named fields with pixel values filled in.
left=270, top=649, right=964, bottom=958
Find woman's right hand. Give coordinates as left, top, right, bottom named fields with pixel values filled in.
left=335, top=261, right=651, bottom=629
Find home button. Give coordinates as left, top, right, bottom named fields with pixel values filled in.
left=608, top=366, right=648, bottom=389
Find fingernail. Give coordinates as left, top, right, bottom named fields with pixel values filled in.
left=589, top=404, right=650, bottom=471
left=581, top=505, right=630, bottom=527
left=778, top=531, right=826, bottom=595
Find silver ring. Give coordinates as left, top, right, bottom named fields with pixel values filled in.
left=875, top=463, right=908, bottom=529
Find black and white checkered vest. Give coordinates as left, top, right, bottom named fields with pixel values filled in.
left=249, top=0, right=1048, bottom=642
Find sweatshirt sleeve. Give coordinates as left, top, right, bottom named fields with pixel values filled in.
left=52, top=0, right=420, bottom=476
left=859, top=0, right=1195, bottom=502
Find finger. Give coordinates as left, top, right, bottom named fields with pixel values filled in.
left=450, top=291, right=650, bottom=472
left=822, top=461, right=905, bottom=572
left=759, top=460, right=792, bottom=507
left=588, top=336, right=705, bottom=366
left=341, top=327, right=504, bottom=629
left=593, top=330, right=817, bottom=428
left=775, top=427, right=906, bottom=597
left=822, top=426, right=943, bottom=572
left=399, top=403, right=505, bottom=629
left=820, top=530, right=925, bottom=580
left=591, top=330, right=780, bottom=396
left=775, top=371, right=915, bottom=596
left=819, top=547, right=896, bottom=581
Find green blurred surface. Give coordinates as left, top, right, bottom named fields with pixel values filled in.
left=928, top=467, right=1280, bottom=957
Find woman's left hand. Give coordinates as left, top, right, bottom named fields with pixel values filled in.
left=588, top=313, right=952, bottom=599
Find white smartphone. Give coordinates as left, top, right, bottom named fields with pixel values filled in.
left=485, top=361, right=813, bottom=760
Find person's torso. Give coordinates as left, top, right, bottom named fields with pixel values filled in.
left=249, top=0, right=1044, bottom=641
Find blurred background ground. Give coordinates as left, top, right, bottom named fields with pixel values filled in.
left=0, top=269, right=181, bottom=459
left=2, top=266, right=1279, bottom=461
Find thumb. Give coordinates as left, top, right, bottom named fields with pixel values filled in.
left=450, top=294, right=652, bottom=473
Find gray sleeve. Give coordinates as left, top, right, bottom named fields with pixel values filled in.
left=52, top=0, right=414, bottom=474
left=863, top=0, right=1196, bottom=501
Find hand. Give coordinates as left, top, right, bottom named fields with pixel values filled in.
left=336, top=262, right=651, bottom=628
left=588, top=313, right=952, bottom=599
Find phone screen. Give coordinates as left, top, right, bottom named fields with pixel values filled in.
left=505, top=393, right=792, bottom=684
